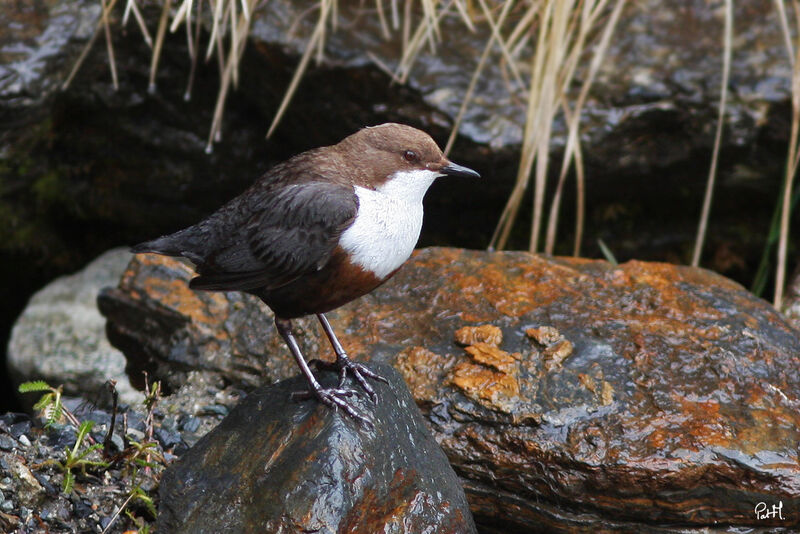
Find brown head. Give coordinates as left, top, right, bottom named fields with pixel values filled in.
left=333, top=123, right=480, bottom=193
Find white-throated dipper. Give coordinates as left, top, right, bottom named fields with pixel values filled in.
left=132, top=123, right=480, bottom=423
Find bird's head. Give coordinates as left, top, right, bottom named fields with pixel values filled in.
left=337, top=123, right=480, bottom=202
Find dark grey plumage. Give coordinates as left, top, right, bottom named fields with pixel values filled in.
left=132, top=154, right=359, bottom=292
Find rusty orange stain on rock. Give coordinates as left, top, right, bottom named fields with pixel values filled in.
left=450, top=362, right=520, bottom=412
left=526, top=326, right=573, bottom=370
left=463, top=343, right=519, bottom=373
left=600, top=381, right=615, bottom=406
left=673, top=394, right=733, bottom=449
left=543, top=339, right=573, bottom=368
left=454, top=325, right=503, bottom=347
left=449, top=343, right=522, bottom=413
left=526, top=326, right=562, bottom=346
left=142, top=277, right=230, bottom=328
left=395, top=346, right=455, bottom=402
left=579, top=373, right=597, bottom=393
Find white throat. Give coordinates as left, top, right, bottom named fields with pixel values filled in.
left=339, top=169, right=440, bottom=279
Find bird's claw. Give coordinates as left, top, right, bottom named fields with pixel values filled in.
left=292, top=386, right=372, bottom=427
left=308, top=356, right=387, bottom=402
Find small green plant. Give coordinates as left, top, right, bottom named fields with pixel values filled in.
left=59, top=420, right=109, bottom=493
left=19, top=381, right=109, bottom=493
left=18, top=380, right=64, bottom=428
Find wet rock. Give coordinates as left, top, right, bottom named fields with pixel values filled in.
left=102, top=248, right=800, bottom=531
left=8, top=248, right=144, bottom=407
left=158, top=363, right=476, bottom=534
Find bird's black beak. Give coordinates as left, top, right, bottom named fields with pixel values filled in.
left=439, top=161, right=481, bottom=179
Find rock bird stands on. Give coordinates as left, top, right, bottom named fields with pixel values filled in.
left=132, top=123, right=480, bottom=422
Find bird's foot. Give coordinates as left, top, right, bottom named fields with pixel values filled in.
left=309, top=355, right=388, bottom=401
left=292, top=386, right=372, bottom=427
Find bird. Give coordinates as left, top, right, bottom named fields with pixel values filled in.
left=131, top=123, right=480, bottom=423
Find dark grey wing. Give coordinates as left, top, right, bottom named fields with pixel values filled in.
left=189, top=182, right=358, bottom=291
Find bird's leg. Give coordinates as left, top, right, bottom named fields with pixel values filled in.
left=274, top=317, right=370, bottom=425
left=311, top=313, right=388, bottom=402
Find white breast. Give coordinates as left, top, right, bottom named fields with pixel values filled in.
left=339, top=169, right=440, bottom=279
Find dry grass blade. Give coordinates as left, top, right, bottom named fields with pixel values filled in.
left=444, top=0, right=516, bottom=155
left=376, top=0, right=391, bottom=38
left=490, top=0, right=625, bottom=253
left=170, top=0, right=194, bottom=33
left=691, top=0, right=732, bottom=267
left=545, top=0, right=626, bottom=255
left=184, top=0, right=204, bottom=100
left=489, top=0, right=554, bottom=251
left=396, top=0, right=455, bottom=83
left=774, top=0, right=800, bottom=309
left=208, top=0, right=258, bottom=150
left=149, top=0, right=173, bottom=93
left=123, top=0, right=153, bottom=48
left=100, top=0, right=119, bottom=89
left=478, top=0, right=524, bottom=87
left=265, top=0, right=335, bottom=139
left=61, top=0, right=120, bottom=90
left=206, top=0, right=227, bottom=61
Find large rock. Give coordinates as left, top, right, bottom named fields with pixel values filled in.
left=99, top=248, right=800, bottom=531
left=8, top=248, right=143, bottom=407
left=158, top=364, right=476, bottom=534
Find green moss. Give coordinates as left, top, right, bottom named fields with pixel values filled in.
left=32, top=170, right=65, bottom=207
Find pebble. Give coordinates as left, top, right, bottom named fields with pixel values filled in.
left=181, top=417, right=201, bottom=433
left=18, top=435, right=31, bottom=447
left=9, top=421, right=31, bottom=439
left=0, top=435, right=16, bottom=451
left=198, top=404, right=228, bottom=417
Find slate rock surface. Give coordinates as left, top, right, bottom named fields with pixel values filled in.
left=101, top=247, right=800, bottom=532
left=157, top=363, right=476, bottom=534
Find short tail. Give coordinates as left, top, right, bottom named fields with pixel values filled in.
left=130, top=227, right=204, bottom=262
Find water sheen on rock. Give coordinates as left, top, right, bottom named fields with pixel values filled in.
left=100, top=247, right=800, bottom=531
left=157, top=363, right=476, bottom=534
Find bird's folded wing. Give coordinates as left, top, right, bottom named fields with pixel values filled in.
left=190, top=182, right=358, bottom=291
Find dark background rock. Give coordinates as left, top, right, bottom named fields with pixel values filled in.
left=158, top=364, right=476, bottom=534
left=101, top=248, right=800, bottom=532
left=2, top=0, right=799, bottom=415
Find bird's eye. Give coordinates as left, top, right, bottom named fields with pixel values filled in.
left=403, top=150, right=418, bottom=163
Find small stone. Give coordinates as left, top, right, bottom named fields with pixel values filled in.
left=180, top=417, right=201, bottom=434
left=109, top=433, right=125, bottom=452
left=125, top=428, right=145, bottom=442
left=0, top=499, right=12, bottom=512
left=156, top=427, right=184, bottom=450
left=0, top=436, right=16, bottom=451
left=8, top=421, right=31, bottom=439
left=17, top=435, right=30, bottom=447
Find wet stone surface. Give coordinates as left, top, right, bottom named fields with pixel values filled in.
left=158, top=364, right=476, bottom=534
left=100, top=247, right=800, bottom=531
